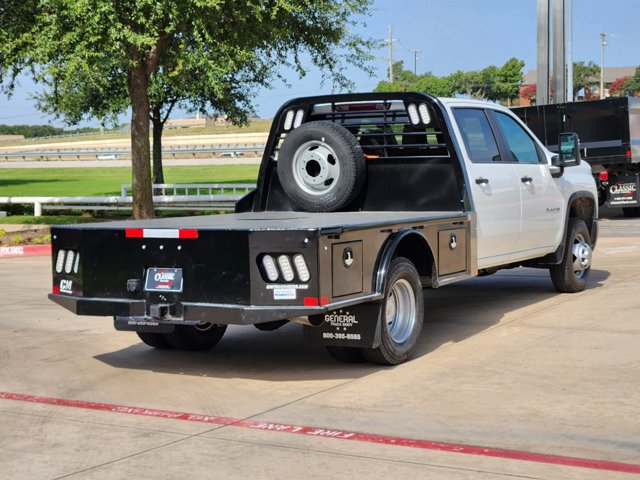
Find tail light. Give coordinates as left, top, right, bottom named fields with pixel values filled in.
left=258, top=253, right=311, bottom=283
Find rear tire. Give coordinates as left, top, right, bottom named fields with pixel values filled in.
left=136, top=332, right=173, bottom=349
left=325, top=346, right=366, bottom=363
left=362, top=257, right=424, bottom=365
left=254, top=320, right=289, bottom=331
left=550, top=218, right=593, bottom=293
left=164, top=323, right=227, bottom=351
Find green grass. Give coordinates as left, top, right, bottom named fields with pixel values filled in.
left=0, top=215, right=106, bottom=225
left=0, top=165, right=259, bottom=197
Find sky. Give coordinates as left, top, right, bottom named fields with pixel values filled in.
left=1, top=0, right=639, bottom=128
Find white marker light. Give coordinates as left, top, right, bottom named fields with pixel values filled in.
left=418, top=103, right=431, bottom=124
left=261, top=255, right=279, bottom=282
left=64, top=250, right=75, bottom=274
left=73, top=252, right=80, bottom=274
left=293, top=254, right=310, bottom=282
left=407, top=104, right=420, bottom=125
left=278, top=255, right=295, bottom=282
left=55, top=250, right=66, bottom=273
left=293, top=109, right=305, bottom=128
left=283, top=110, right=295, bottom=130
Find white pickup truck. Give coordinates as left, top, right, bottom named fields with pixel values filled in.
left=49, top=92, right=598, bottom=365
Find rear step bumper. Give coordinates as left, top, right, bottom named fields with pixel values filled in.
left=49, top=293, right=327, bottom=325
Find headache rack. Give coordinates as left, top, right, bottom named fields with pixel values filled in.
left=271, top=93, right=453, bottom=162
left=249, top=92, right=466, bottom=213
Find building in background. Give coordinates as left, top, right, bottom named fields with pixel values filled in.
left=519, top=66, right=636, bottom=105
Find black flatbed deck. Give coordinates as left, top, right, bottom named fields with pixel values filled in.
left=55, top=211, right=466, bottom=233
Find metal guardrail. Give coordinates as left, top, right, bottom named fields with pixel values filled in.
left=0, top=144, right=265, bottom=161
left=0, top=183, right=256, bottom=216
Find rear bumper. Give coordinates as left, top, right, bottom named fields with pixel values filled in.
left=48, top=293, right=327, bottom=325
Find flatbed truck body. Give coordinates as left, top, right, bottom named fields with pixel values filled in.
left=49, top=92, right=598, bottom=364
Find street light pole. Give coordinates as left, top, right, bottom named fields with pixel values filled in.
left=410, top=49, right=422, bottom=76
left=388, top=25, right=394, bottom=83
left=600, top=32, right=607, bottom=99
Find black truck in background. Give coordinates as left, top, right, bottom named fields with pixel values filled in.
left=513, top=97, right=640, bottom=216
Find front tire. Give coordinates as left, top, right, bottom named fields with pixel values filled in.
left=362, top=257, right=424, bottom=365
left=550, top=218, right=593, bottom=293
left=164, top=323, right=227, bottom=351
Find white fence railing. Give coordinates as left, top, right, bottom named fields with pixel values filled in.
left=0, top=183, right=256, bottom=216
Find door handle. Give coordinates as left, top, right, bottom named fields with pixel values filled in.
left=475, top=177, right=489, bottom=185
left=521, top=176, right=533, bottom=184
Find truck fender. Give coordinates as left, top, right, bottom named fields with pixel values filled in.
left=534, top=191, right=598, bottom=266
left=374, top=228, right=435, bottom=294
left=305, top=229, right=434, bottom=350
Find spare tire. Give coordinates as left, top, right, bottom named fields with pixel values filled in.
left=277, top=121, right=366, bottom=212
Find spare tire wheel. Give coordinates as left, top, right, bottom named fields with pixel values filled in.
left=277, top=121, right=366, bottom=212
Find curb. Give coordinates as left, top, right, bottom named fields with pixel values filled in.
left=0, top=245, right=52, bottom=258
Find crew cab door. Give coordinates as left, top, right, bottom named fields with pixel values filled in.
left=452, top=108, right=521, bottom=265
left=490, top=111, right=564, bottom=254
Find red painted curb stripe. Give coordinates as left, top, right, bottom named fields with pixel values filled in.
left=0, top=391, right=635, bottom=474
left=0, top=245, right=51, bottom=258
left=2, top=392, right=639, bottom=473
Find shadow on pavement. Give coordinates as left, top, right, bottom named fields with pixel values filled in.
left=95, top=268, right=609, bottom=381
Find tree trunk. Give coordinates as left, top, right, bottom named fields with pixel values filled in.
left=151, top=105, right=165, bottom=185
left=127, top=65, right=155, bottom=219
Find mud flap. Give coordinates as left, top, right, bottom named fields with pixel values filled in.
left=303, top=302, right=382, bottom=348
left=114, top=316, right=175, bottom=333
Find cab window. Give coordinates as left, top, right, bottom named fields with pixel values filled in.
left=494, top=112, right=543, bottom=164
left=452, top=109, right=501, bottom=163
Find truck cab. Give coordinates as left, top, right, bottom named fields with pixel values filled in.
left=49, top=92, right=598, bottom=365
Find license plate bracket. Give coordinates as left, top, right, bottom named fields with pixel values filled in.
left=144, top=267, right=184, bottom=292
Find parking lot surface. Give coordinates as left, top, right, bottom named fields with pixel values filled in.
left=1, top=215, right=639, bottom=479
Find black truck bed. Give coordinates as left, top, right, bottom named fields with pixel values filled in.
left=55, top=210, right=465, bottom=232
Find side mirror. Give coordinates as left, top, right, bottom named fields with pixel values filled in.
left=558, top=132, right=581, bottom=167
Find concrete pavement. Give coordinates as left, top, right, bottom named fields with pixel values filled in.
left=0, top=219, right=639, bottom=479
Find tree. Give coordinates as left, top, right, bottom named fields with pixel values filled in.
left=1, top=0, right=375, bottom=219
left=413, top=75, right=455, bottom=97
left=374, top=61, right=455, bottom=97
left=374, top=61, right=416, bottom=92
left=495, top=57, right=525, bottom=105
left=449, top=70, right=477, bottom=97
left=609, top=76, right=632, bottom=97
left=376, top=58, right=524, bottom=104
left=623, top=67, right=640, bottom=96
left=572, top=60, right=600, bottom=98
left=520, top=83, right=537, bottom=105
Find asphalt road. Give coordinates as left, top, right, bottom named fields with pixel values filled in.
left=0, top=218, right=639, bottom=479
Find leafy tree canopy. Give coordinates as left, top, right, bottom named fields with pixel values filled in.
left=572, top=60, right=600, bottom=93
left=1, top=0, right=375, bottom=218
left=622, top=67, right=640, bottom=96
left=375, top=57, right=525, bottom=104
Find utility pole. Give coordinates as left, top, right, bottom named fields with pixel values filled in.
left=552, top=0, right=566, bottom=103
left=388, top=25, right=394, bottom=83
left=410, top=49, right=422, bottom=75
left=600, top=32, right=607, bottom=99
left=566, top=0, right=573, bottom=101
left=536, top=0, right=550, bottom=105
